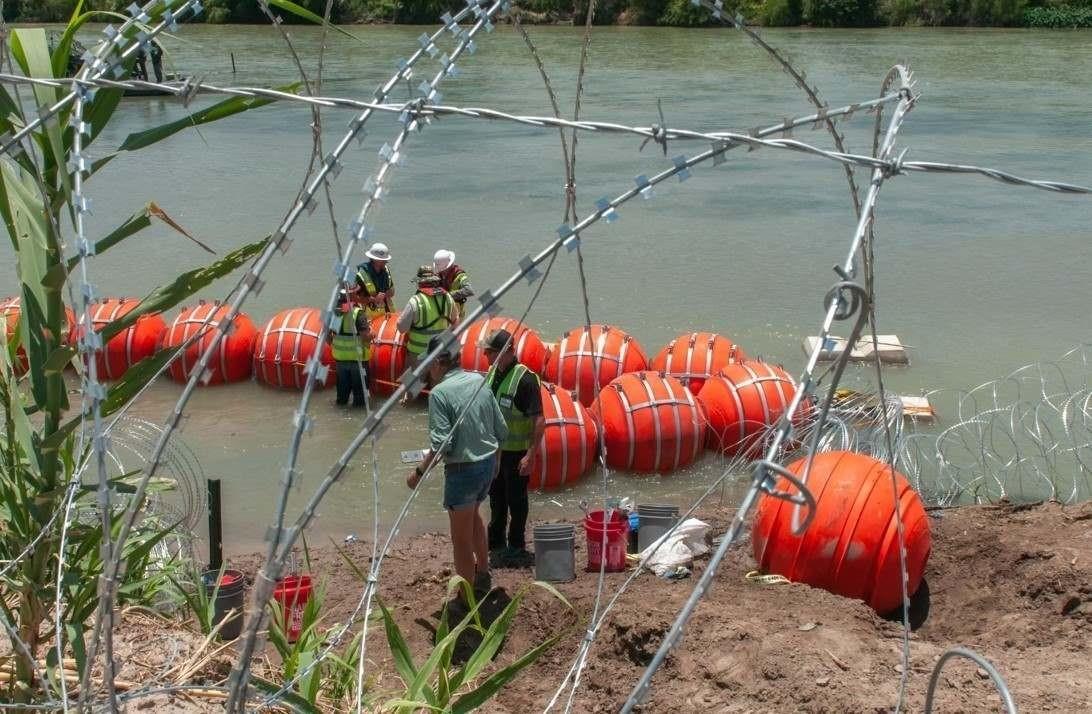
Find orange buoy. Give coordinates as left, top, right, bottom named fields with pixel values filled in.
left=368, top=312, right=407, bottom=396
left=752, top=450, right=932, bottom=614
left=1, top=296, right=77, bottom=373
left=457, top=316, right=550, bottom=376
left=88, top=298, right=166, bottom=380
left=650, top=332, right=746, bottom=394
left=697, top=361, right=804, bottom=456
left=545, top=325, right=648, bottom=407
left=163, top=303, right=258, bottom=385
left=254, top=307, right=334, bottom=390
left=591, top=371, right=706, bottom=473
left=530, top=383, right=598, bottom=490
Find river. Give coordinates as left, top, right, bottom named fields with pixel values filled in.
left=2, top=24, right=1090, bottom=552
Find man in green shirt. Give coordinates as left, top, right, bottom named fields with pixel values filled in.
left=407, top=336, right=508, bottom=599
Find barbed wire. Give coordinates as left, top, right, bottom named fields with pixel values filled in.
left=0, top=0, right=1089, bottom=710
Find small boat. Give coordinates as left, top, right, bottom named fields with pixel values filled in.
left=52, top=33, right=181, bottom=98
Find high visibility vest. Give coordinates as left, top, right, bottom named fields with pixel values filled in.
left=406, top=290, right=455, bottom=356
left=356, top=264, right=393, bottom=321
left=440, top=265, right=470, bottom=319
left=489, top=363, right=538, bottom=452
left=331, top=307, right=369, bottom=362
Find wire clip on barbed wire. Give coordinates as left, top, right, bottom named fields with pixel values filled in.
left=639, top=98, right=669, bottom=156
left=518, top=255, right=542, bottom=284
left=400, top=367, right=426, bottom=398
left=883, top=147, right=911, bottom=179
left=595, top=197, right=619, bottom=223
left=478, top=289, right=501, bottom=316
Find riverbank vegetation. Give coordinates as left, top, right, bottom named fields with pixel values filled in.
left=5, top=0, right=1092, bottom=27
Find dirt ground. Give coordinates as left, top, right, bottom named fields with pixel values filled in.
left=220, top=499, right=1090, bottom=712
left=61, top=499, right=1089, bottom=711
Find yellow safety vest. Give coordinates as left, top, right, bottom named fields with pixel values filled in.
left=356, top=264, right=393, bottom=321
left=488, top=363, right=538, bottom=452
left=331, top=307, right=369, bottom=362
left=406, top=290, right=455, bottom=356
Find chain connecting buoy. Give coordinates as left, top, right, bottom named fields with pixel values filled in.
left=88, top=298, right=166, bottom=380
left=650, top=331, right=746, bottom=394
left=545, top=325, right=648, bottom=407
left=530, top=383, right=598, bottom=490
left=368, top=312, right=407, bottom=396
left=164, top=302, right=258, bottom=385
left=254, top=307, right=334, bottom=390
left=1, top=296, right=77, bottom=373
left=697, top=361, right=803, bottom=456
left=752, top=450, right=932, bottom=614
left=457, top=316, right=550, bottom=376
left=591, top=371, right=706, bottom=473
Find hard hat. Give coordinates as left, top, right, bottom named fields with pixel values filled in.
left=433, top=249, right=455, bottom=273
left=365, top=242, right=391, bottom=261
left=414, top=265, right=441, bottom=286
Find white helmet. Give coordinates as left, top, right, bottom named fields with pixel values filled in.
left=365, top=242, right=391, bottom=261
left=433, top=249, right=455, bottom=273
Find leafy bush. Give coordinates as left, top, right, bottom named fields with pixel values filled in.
left=762, top=0, right=805, bottom=24
left=1023, top=3, right=1092, bottom=24
left=804, top=0, right=880, bottom=24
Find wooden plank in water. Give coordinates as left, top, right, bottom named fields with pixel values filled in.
left=899, top=394, right=936, bottom=422
left=803, top=334, right=910, bottom=365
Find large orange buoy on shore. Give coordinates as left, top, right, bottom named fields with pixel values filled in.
left=545, top=325, right=648, bottom=407
left=163, top=303, right=257, bottom=385
left=752, top=450, right=932, bottom=614
left=88, top=298, right=166, bottom=380
left=591, top=371, right=706, bottom=473
left=650, top=332, right=746, bottom=394
left=2, top=296, right=77, bottom=373
left=368, top=312, right=407, bottom=396
left=697, top=361, right=803, bottom=456
left=254, top=307, right=334, bottom=390
left=457, top=316, right=550, bottom=376
left=530, top=383, right=598, bottom=490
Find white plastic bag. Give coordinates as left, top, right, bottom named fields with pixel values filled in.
left=637, top=518, right=711, bottom=577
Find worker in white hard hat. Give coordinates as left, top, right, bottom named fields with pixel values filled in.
left=433, top=249, right=473, bottom=321
left=327, top=288, right=371, bottom=408
left=355, top=242, right=395, bottom=320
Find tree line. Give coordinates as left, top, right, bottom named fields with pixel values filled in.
left=6, top=0, right=1092, bottom=28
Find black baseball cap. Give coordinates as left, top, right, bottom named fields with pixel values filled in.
left=483, top=328, right=513, bottom=353
left=427, top=335, right=458, bottom=360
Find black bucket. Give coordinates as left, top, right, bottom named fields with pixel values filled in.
left=203, top=569, right=245, bottom=640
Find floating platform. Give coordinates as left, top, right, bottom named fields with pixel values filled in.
left=898, top=395, right=936, bottom=422
left=803, top=334, right=910, bottom=365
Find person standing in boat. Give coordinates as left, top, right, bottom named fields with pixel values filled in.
left=150, top=41, right=164, bottom=83
left=482, top=328, right=544, bottom=568
left=355, top=242, right=395, bottom=320
left=398, top=266, right=459, bottom=371
left=327, top=289, right=371, bottom=408
left=433, top=249, right=474, bottom=321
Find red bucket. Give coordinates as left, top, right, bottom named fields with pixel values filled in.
left=272, top=575, right=313, bottom=643
left=584, top=510, right=630, bottom=572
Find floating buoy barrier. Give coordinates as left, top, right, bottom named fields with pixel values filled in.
left=751, top=450, right=932, bottom=614
left=88, top=298, right=166, bottom=381
left=368, top=312, right=407, bottom=396
left=650, top=331, right=746, bottom=394
left=530, top=383, right=598, bottom=490
left=254, top=307, right=334, bottom=390
left=1, top=296, right=77, bottom=373
left=164, top=303, right=258, bottom=385
left=697, top=361, right=804, bottom=456
left=545, top=325, right=648, bottom=407
left=457, top=316, right=551, bottom=376
left=591, top=371, right=706, bottom=473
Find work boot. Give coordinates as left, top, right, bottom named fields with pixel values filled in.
left=473, top=570, right=492, bottom=599
left=488, top=548, right=505, bottom=569
left=502, top=547, right=534, bottom=569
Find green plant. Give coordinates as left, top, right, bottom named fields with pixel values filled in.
left=762, top=0, right=805, bottom=24
left=1023, top=3, right=1092, bottom=24
left=378, top=577, right=574, bottom=713
left=804, top=0, right=879, bottom=24
left=0, top=3, right=281, bottom=704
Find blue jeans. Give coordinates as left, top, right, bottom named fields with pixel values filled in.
left=443, top=455, right=496, bottom=511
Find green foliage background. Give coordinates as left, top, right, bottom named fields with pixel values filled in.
left=4, top=0, right=1092, bottom=26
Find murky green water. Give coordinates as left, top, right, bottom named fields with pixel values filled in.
left=2, top=24, right=1090, bottom=551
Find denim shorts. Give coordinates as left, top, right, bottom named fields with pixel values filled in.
left=443, top=455, right=495, bottom=511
